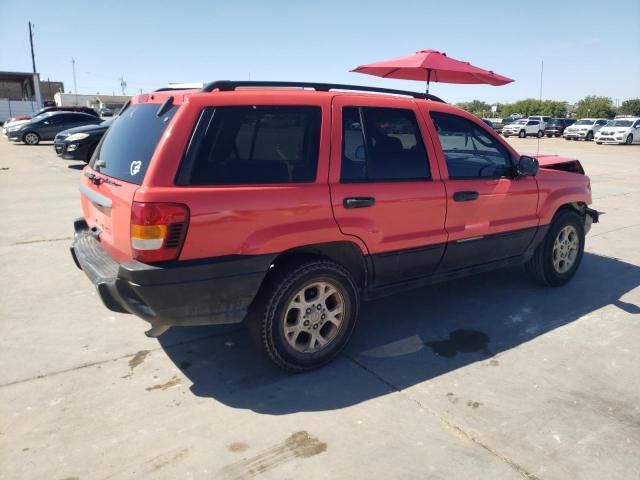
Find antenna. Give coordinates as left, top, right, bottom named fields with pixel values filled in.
left=119, top=77, right=127, bottom=96
left=537, top=60, right=544, bottom=157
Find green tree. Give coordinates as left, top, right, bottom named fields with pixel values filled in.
left=456, top=100, right=492, bottom=117
left=574, top=96, right=616, bottom=118
left=619, top=99, right=640, bottom=116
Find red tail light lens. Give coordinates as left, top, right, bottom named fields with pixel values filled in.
left=131, top=202, right=189, bottom=263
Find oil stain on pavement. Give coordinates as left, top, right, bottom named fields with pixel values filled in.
left=425, top=330, right=491, bottom=357
left=219, top=431, right=326, bottom=479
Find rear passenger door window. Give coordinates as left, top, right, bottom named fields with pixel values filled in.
left=430, top=112, right=513, bottom=179
left=178, top=106, right=321, bottom=185
left=341, top=107, right=430, bottom=182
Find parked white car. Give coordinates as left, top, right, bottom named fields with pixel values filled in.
left=528, top=115, right=552, bottom=130
left=563, top=118, right=608, bottom=141
left=502, top=119, right=544, bottom=138
left=595, top=117, right=640, bottom=145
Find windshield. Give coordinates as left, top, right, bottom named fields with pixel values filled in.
left=90, top=103, right=177, bottom=184
left=610, top=120, right=633, bottom=127
left=514, top=120, right=527, bottom=125
left=575, top=119, right=594, bottom=126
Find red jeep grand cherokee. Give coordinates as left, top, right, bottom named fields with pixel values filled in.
left=71, top=81, right=599, bottom=371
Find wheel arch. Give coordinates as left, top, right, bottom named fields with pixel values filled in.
left=266, top=241, right=369, bottom=289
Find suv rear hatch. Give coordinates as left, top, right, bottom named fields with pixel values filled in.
left=80, top=101, right=178, bottom=262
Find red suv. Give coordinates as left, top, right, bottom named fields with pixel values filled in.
left=71, top=81, right=599, bottom=371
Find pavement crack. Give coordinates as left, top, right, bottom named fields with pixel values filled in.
left=343, top=353, right=540, bottom=480
left=0, top=329, right=242, bottom=388
left=13, top=236, right=72, bottom=245
left=589, top=223, right=640, bottom=238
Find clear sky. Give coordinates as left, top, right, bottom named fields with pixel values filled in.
left=1, top=0, right=638, bottom=105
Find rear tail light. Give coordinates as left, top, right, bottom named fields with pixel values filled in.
left=131, top=202, right=189, bottom=263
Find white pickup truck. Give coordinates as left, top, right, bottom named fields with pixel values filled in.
left=502, top=119, right=544, bottom=138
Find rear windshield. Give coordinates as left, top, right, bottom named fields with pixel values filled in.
left=91, top=103, right=177, bottom=184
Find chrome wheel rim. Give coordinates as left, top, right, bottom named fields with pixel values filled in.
left=25, top=133, right=38, bottom=144
left=283, top=281, right=345, bottom=353
left=552, top=225, right=579, bottom=274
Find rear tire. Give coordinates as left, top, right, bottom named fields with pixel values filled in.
left=23, top=132, right=40, bottom=145
left=518, top=130, right=526, bottom=138
left=626, top=134, right=633, bottom=145
left=537, top=130, right=544, bottom=138
left=252, top=260, right=359, bottom=372
left=525, top=210, right=585, bottom=287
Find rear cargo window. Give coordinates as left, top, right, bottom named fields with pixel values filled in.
left=90, top=104, right=177, bottom=184
left=177, top=106, right=321, bottom=185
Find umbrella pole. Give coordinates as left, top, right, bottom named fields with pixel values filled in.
left=426, top=68, right=431, bottom=95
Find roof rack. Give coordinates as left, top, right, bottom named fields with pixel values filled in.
left=154, top=87, right=199, bottom=92
left=200, top=80, right=444, bottom=102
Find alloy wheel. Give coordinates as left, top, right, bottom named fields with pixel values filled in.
left=283, top=281, right=345, bottom=353
left=552, top=225, right=580, bottom=274
left=24, top=133, right=39, bottom=145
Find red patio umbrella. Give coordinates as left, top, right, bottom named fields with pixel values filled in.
left=351, top=50, right=513, bottom=94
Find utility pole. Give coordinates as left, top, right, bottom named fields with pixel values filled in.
left=119, top=77, right=127, bottom=96
left=28, top=22, right=37, bottom=74
left=539, top=60, right=544, bottom=104
left=72, top=58, right=78, bottom=105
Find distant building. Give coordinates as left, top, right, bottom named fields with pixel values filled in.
left=0, top=71, right=63, bottom=103
left=54, top=93, right=131, bottom=111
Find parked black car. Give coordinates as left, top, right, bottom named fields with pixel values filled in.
left=544, top=118, right=576, bottom=137
left=7, top=111, right=101, bottom=145
left=98, top=107, right=114, bottom=117
left=54, top=119, right=113, bottom=161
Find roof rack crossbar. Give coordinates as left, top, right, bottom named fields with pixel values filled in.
left=200, top=80, right=444, bottom=102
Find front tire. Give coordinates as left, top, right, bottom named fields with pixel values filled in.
left=255, top=260, right=359, bottom=372
left=585, top=131, right=594, bottom=141
left=626, top=134, right=633, bottom=145
left=23, top=132, right=40, bottom=145
left=525, top=210, right=585, bottom=287
left=518, top=130, right=526, bottom=138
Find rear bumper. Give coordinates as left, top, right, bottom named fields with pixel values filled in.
left=70, top=218, right=274, bottom=329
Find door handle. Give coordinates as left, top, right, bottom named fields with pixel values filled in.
left=343, top=197, right=376, bottom=209
left=453, top=191, right=479, bottom=202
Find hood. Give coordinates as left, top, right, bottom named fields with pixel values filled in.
left=526, top=153, right=584, bottom=174
left=598, top=126, right=624, bottom=133
left=58, top=122, right=107, bottom=136
left=5, top=119, right=30, bottom=129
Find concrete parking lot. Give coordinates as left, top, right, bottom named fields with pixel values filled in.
left=1, top=136, right=639, bottom=480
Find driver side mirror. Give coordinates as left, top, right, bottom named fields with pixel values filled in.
left=517, top=155, right=539, bottom=177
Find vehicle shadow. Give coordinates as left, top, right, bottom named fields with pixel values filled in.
left=158, top=252, right=640, bottom=414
